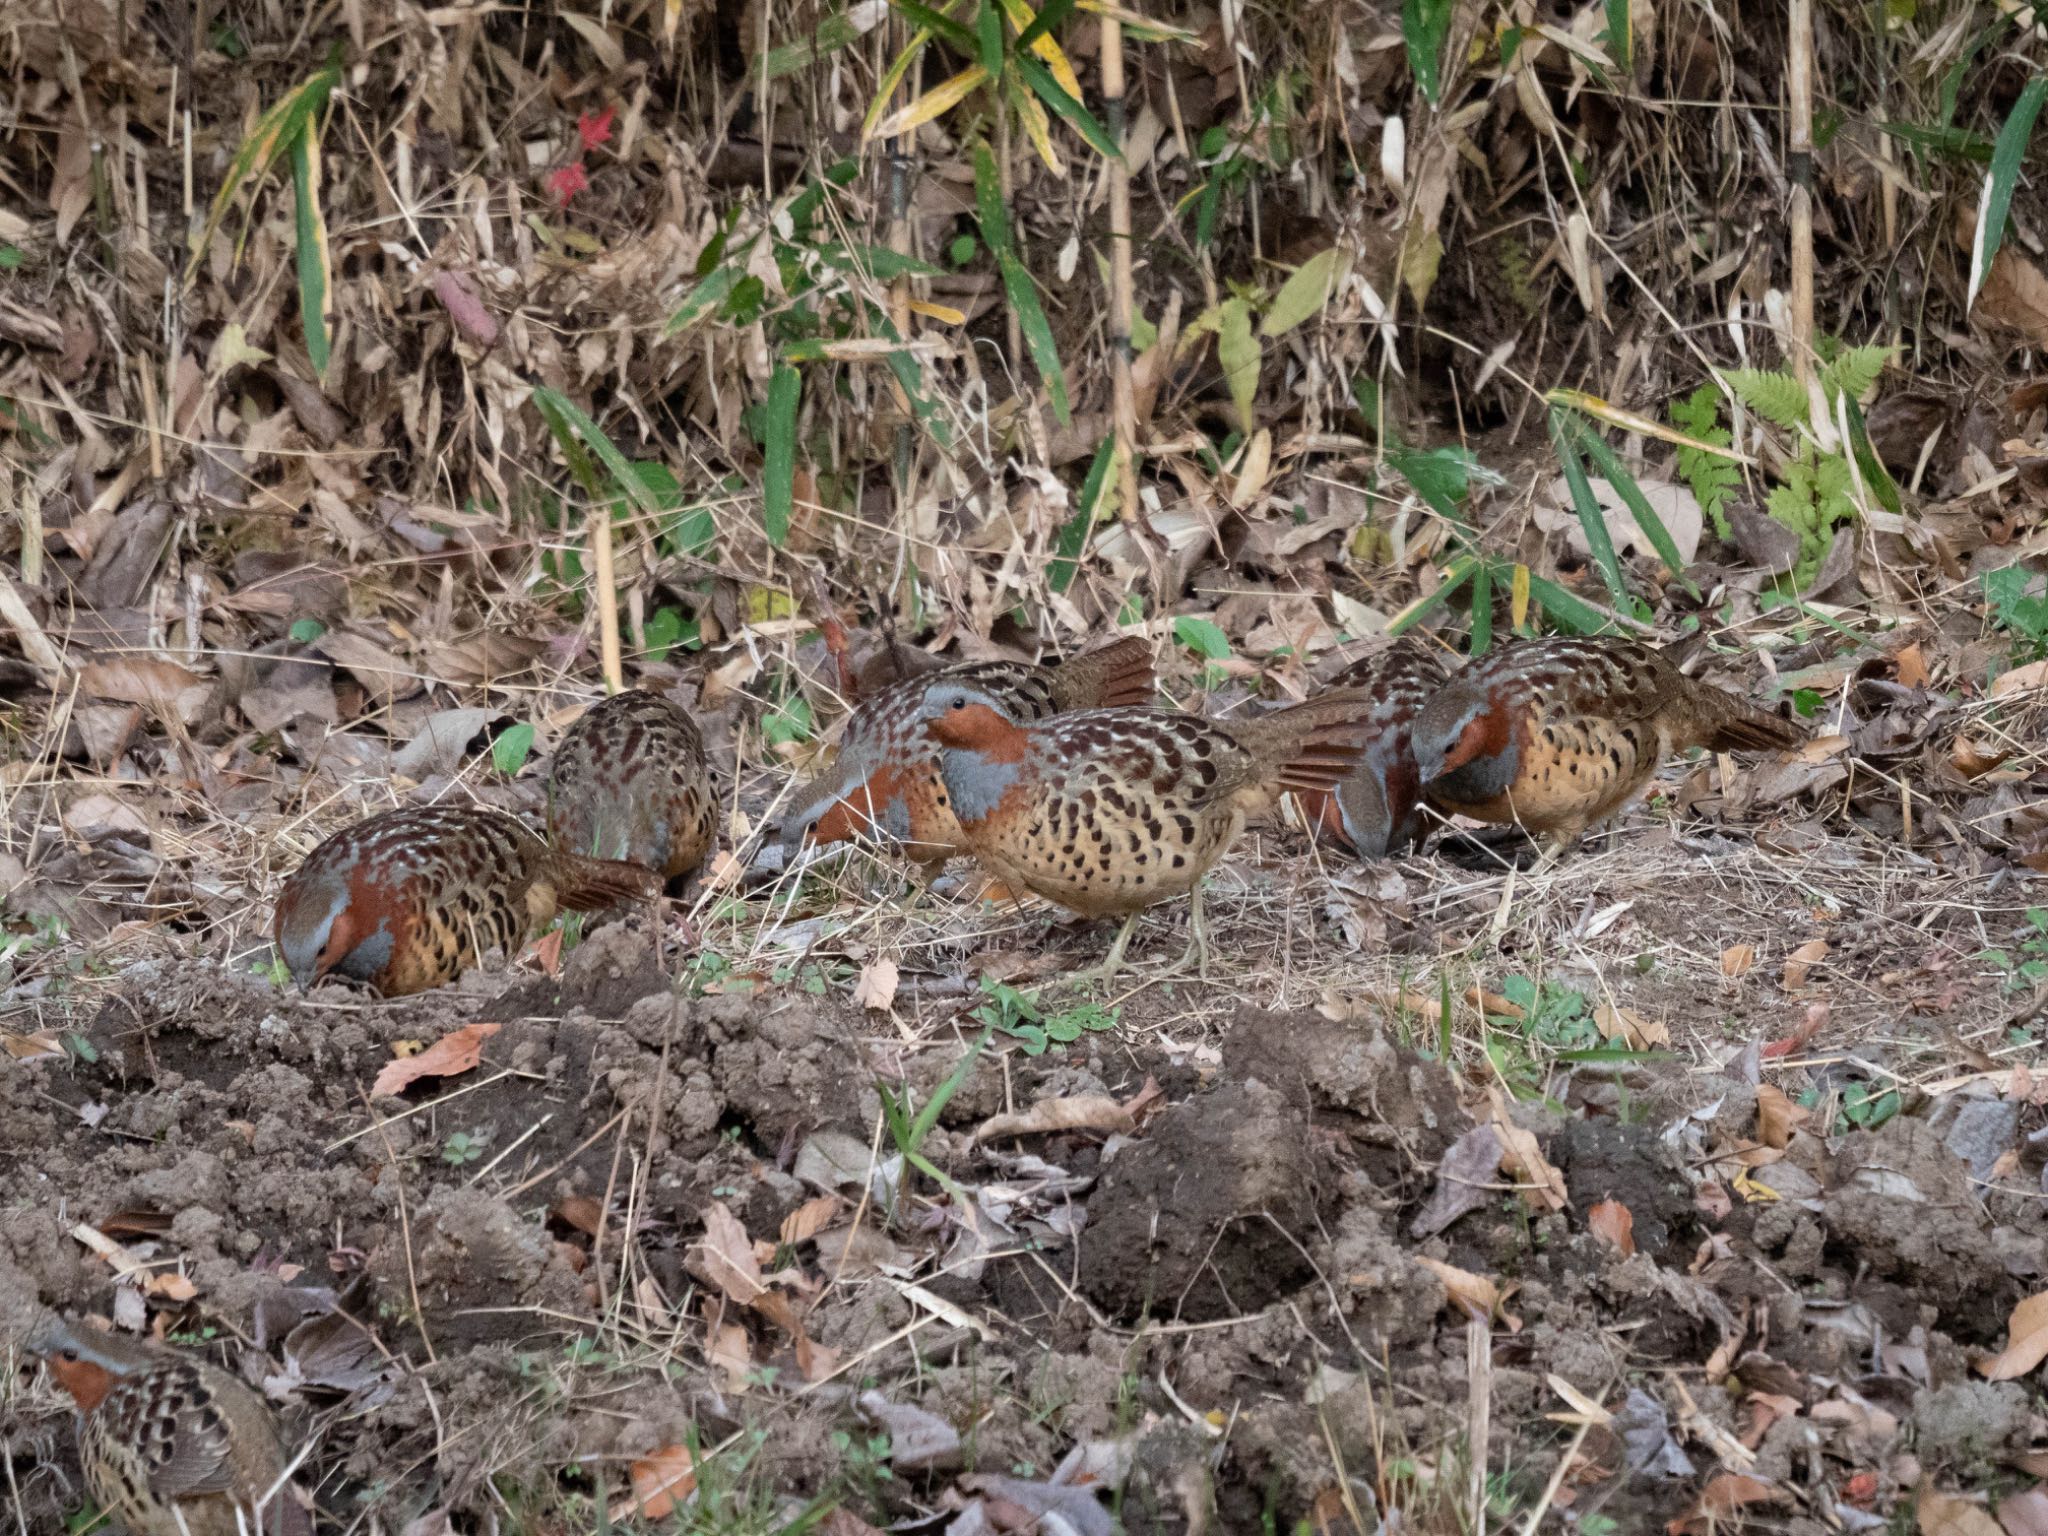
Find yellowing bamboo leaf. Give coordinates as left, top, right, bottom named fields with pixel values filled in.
left=862, top=33, right=936, bottom=142
left=1073, top=0, right=1198, bottom=41
left=1005, top=71, right=1065, bottom=176
left=996, top=0, right=1084, bottom=99
left=1545, top=388, right=1758, bottom=465
left=867, top=64, right=988, bottom=143
left=1261, top=248, right=1344, bottom=337
left=1510, top=563, right=1531, bottom=629
left=908, top=300, right=967, bottom=324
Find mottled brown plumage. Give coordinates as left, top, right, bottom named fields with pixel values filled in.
left=29, top=1317, right=312, bottom=1536
left=272, top=805, right=660, bottom=996
left=921, top=684, right=1379, bottom=975
left=1291, top=638, right=1451, bottom=859
left=547, top=689, right=716, bottom=883
left=1412, top=636, right=1804, bottom=849
left=779, top=637, right=1155, bottom=874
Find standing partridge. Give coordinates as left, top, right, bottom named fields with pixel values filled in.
left=918, top=684, right=1380, bottom=977
left=29, top=1316, right=312, bottom=1536
left=272, top=805, right=660, bottom=997
left=546, top=689, right=716, bottom=884
left=778, top=636, right=1155, bottom=876
left=1411, top=636, right=1804, bottom=851
left=1290, top=637, right=1451, bottom=859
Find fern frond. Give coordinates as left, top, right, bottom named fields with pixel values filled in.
left=1723, top=368, right=1809, bottom=431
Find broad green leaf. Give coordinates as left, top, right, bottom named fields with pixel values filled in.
left=1013, top=0, right=1077, bottom=52
left=1216, top=296, right=1259, bottom=430
left=885, top=0, right=979, bottom=48
left=1387, top=554, right=1478, bottom=633
left=1173, top=615, right=1231, bottom=660
left=755, top=6, right=872, bottom=80
left=1004, top=70, right=1066, bottom=176
left=1387, top=443, right=1476, bottom=523
left=762, top=364, right=801, bottom=547
left=1842, top=394, right=1903, bottom=518
left=1602, top=0, right=1630, bottom=72
left=1970, top=73, right=2048, bottom=308
left=1260, top=247, right=1343, bottom=337
left=1523, top=573, right=1611, bottom=635
left=996, top=0, right=1085, bottom=99
left=492, top=723, right=536, bottom=776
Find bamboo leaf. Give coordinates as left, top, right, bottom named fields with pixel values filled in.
left=971, top=142, right=1014, bottom=256
left=1049, top=435, right=1115, bottom=592
left=531, top=386, right=666, bottom=515
left=1570, top=422, right=1700, bottom=595
left=1260, top=247, right=1343, bottom=337
left=976, top=0, right=1004, bottom=78
left=1013, top=0, right=1077, bottom=52
left=885, top=0, right=979, bottom=48
left=186, top=63, right=340, bottom=284
left=1548, top=409, right=1632, bottom=609
left=1387, top=555, right=1478, bottom=633
left=288, top=120, right=331, bottom=375
left=1469, top=558, right=1494, bottom=656
left=996, top=0, right=1085, bottom=98
left=763, top=364, right=801, bottom=548
left=1014, top=53, right=1119, bottom=162
left=665, top=263, right=743, bottom=334
left=867, top=63, right=989, bottom=143
left=998, top=251, right=1071, bottom=423
left=1510, top=562, right=1531, bottom=631
left=1216, top=296, right=1259, bottom=431
left=1005, top=71, right=1066, bottom=176
left=1970, top=74, right=2048, bottom=310
left=1523, top=573, right=1611, bottom=635
left=1401, top=0, right=1453, bottom=104
left=862, top=33, right=936, bottom=142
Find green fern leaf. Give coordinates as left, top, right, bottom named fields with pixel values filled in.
left=1724, top=368, right=1809, bottom=431
left=1821, top=344, right=1893, bottom=408
left=1670, top=384, right=1738, bottom=539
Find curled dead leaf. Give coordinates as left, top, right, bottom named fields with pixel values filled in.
left=1721, top=943, right=1757, bottom=978
left=974, top=1094, right=1136, bottom=1142
left=371, top=1022, right=501, bottom=1098
left=630, top=1444, right=696, bottom=1519
left=1979, top=1289, right=2048, bottom=1381
left=1587, top=1199, right=1636, bottom=1255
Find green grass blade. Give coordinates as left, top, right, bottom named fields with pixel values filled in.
left=998, top=250, right=1071, bottom=424
left=287, top=121, right=331, bottom=376
left=1049, top=434, right=1116, bottom=592
left=887, top=0, right=979, bottom=51
left=530, top=386, right=665, bottom=514
left=1548, top=409, right=1631, bottom=609
left=763, top=364, right=801, bottom=548
left=1971, top=73, right=2048, bottom=306
left=1570, top=420, right=1700, bottom=596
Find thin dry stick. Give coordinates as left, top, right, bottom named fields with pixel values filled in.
left=1101, top=8, right=1139, bottom=528
left=1786, top=0, right=1819, bottom=410
left=589, top=500, right=623, bottom=693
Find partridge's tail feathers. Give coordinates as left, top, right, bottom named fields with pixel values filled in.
left=552, top=853, right=664, bottom=910
left=1052, top=636, right=1157, bottom=711
left=1693, top=686, right=1806, bottom=754
left=1239, top=689, right=1380, bottom=794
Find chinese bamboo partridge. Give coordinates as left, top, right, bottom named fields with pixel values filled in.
left=1291, top=637, right=1451, bottom=859
left=272, top=805, right=660, bottom=996
left=546, top=689, right=716, bottom=884
left=778, top=636, right=1155, bottom=875
left=919, top=684, right=1380, bottom=977
left=29, top=1316, right=312, bottom=1536
left=1411, top=636, right=1804, bottom=851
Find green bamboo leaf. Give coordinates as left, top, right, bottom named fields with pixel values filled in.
left=288, top=122, right=331, bottom=375
left=1523, top=573, right=1611, bottom=635
left=1013, top=0, right=1076, bottom=51
left=997, top=251, right=1071, bottom=424
left=531, top=386, right=665, bottom=515
left=1469, top=558, right=1493, bottom=656
left=1571, top=422, right=1700, bottom=596
left=1014, top=53, right=1122, bottom=162
left=186, top=63, right=340, bottom=283
left=665, top=263, right=742, bottom=334
left=1549, top=410, right=1631, bottom=609
left=763, top=364, right=801, bottom=548
left=756, top=5, right=870, bottom=80
left=1402, top=0, right=1453, bottom=103
left=887, top=0, right=979, bottom=51
left=1387, top=554, right=1478, bottom=634
left=1971, top=74, right=2048, bottom=307
left=1216, top=296, right=1258, bottom=430
left=1602, top=0, right=1630, bottom=72
left=1842, top=394, right=1904, bottom=518
left=971, top=142, right=1014, bottom=256
left=1260, top=247, right=1342, bottom=338
left=1049, top=435, right=1115, bottom=593
left=976, top=0, right=1004, bottom=76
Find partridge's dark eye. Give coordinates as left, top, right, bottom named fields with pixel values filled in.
left=949, top=695, right=968, bottom=711
left=60, top=1349, right=78, bottom=1363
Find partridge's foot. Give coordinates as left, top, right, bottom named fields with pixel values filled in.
left=1435, top=826, right=1544, bottom=871
left=1059, top=911, right=1144, bottom=988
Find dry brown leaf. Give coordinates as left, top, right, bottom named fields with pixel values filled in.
left=1755, top=1084, right=1811, bottom=1150
left=851, top=958, right=899, bottom=1012
left=1587, top=1199, right=1636, bottom=1255
left=780, top=1195, right=841, bottom=1246
left=1669, top=1473, right=1783, bottom=1533
left=80, top=657, right=211, bottom=724
left=1595, top=1003, right=1669, bottom=1049
left=370, top=1022, right=501, bottom=1098
left=1486, top=1090, right=1568, bottom=1214
left=1979, top=1289, right=2048, bottom=1380
left=3, top=1030, right=64, bottom=1061
left=630, top=1444, right=697, bottom=1519
left=693, top=1201, right=766, bottom=1308
left=1414, top=1255, right=1500, bottom=1321
left=1781, top=939, right=1830, bottom=991
left=1997, top=1487, right=2048, bottom=1536
left=1992, top=660, right=2048, bottom=700
left=1919, top=1484, right=2005, bottom=1536
left=318, top=628, right=419, bottom=709
left=1977, top=245, right=2048, bottom=351
left=974, top=1095, right=1136, bottom=1142
left=1721, top=943, right=1757, bottom=978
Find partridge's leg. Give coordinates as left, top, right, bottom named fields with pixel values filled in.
left=1155, top=883, right=1210, bottom=978
left=1063, top=911, right=1143, bottom=987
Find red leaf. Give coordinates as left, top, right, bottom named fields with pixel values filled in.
left=549, top=162, right=589, bottom=205
left=1588, top=1199, right=1636, bottom=1255
left=577, top=105, right=616, bottom=152
left=371, top=1022, right=501, bottom=1097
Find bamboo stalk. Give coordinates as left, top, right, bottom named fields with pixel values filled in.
left=1787, top=0, right=1825, bottom=439
left=590, top=505, right=622, bottom=692
left=1101, top=12, right=1139, bottom=527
